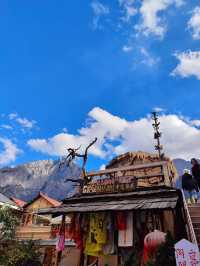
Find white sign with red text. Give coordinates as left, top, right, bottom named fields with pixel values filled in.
left=175, top=239, right=200, bottom=266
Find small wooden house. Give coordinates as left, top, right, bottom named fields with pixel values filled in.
left=36, top=152, right=191, bottom=266
left=16, top=192, right=61, bottom=240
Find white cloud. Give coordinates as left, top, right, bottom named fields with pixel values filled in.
left=118, top=0, right=137, bottom=22
left=0, top=138, right=22, bottom=166
left=171, top=51, right=200, bottom=79
left=15, top=117, right=36, bottom=129
left=8, top=113, right=18, bottom=120
left=188, top=6, right=200, bottom=40
left=140, top=47, right=160, bottom=66
left=28, top=107, right=200, bottom=161
left=190, top=120, right=200, bottom=127
left=28, top=107, right=128, bottom=158
left=99, top=164, right=106, bottom=170
left=9, top=113, right=36, bottom=129
left=118, top=0, right=134, bottom=5
left=153, top=107, right=166, bottom=113
left=91, top=0, right=110, bottom=29
left=62, top=128, right=68, bottom=133
left=122, top=45, right=133, bottom=52
left=1, top=124, right=13, bottom=130
left=135, top=0, right=184, bottom=38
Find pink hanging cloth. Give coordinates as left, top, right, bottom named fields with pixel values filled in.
left=56, top=215, right=66, bottom=252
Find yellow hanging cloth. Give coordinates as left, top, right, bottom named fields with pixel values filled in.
left=84, top=212, right=107, bottom=256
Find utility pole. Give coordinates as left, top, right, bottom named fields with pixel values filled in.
left=152, top=111, right=164, bottom=160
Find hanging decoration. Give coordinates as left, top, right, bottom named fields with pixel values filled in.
left=143, top=230, right=166, bottom=264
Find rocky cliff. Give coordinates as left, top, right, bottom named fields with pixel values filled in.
left=0, top=160, right=81, bottom=201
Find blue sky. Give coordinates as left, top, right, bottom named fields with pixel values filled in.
left=0, top=0, right=200, bottom=170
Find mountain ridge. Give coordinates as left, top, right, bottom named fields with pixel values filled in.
left=0, top=158, right=191, bottom=201
left=0, top=159, right=81, bottom=201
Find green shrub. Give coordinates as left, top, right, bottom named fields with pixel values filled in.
left=0, top=240, right=42, bottom=266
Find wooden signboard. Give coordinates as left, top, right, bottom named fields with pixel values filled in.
left=83, top=176, right=137, bottom=194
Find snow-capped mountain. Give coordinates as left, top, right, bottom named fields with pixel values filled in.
left=0, top=160, right=81, bottom=201
left=173, top=158, right=192, bottom=176
left=0, top=158, right=192, bottom=201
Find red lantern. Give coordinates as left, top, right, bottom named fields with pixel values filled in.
left=143, top=230, right=166, bottom=264
left=144, top=230, right=166, bottom=252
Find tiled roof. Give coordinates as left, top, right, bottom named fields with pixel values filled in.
left=11, top=197, right=27, bottom=207
left=37, top=187, right=179, bottom=215
left=39, top=192, right=61, bottom=207
left=0, top=192, right=18, bottom=207
left=24, top=191, right=61, bottom=208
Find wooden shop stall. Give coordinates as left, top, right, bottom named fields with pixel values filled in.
left=37, top=152, right=191, bottom=266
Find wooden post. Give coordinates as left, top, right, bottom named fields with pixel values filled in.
left=152, top=111, right=164, bottom=160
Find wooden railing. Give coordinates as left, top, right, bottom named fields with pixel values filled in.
left=16, top=225, right=52, bottom=240
left=181, top=189, right=198, bottom=245
left=83, top=161, right=172, bottom=194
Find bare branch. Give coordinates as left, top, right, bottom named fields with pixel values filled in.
left=62, top=138, right=98, bottom=189
left=65, top=178, right=83, bottom=184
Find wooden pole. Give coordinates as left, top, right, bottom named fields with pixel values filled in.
left=152, top=111, right=164, bottom=160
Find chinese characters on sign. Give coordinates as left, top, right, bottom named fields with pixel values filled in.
left=83, top=176, right=137, bottom=194
left=175, top=239, right=200, bottom=266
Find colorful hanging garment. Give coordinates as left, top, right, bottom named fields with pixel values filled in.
left=74, top=214, right=83, bottom=249
left=103, top=213, right=115, bottom=255
left=118, top=212, right=133, bottom=247
left=116, top=211, right=126, bottom=230
left=65, top=214, right=75, bottom=240
left=56, top=215, right=65, bottom=252
left=84, top=212, right=107, bottom=256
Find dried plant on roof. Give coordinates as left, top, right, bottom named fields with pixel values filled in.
left=62, top=137, right=97, bottom=188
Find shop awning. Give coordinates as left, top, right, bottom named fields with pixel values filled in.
left=37, top=188, right=179, bottom=215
